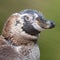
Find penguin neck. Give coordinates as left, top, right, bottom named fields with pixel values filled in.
left=4, top=31, right=39, bottom=46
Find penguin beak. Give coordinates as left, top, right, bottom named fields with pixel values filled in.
left=36, top=17, right=55, bottom=29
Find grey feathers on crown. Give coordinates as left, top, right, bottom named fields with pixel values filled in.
left=19, top=9, right=45, bottom=20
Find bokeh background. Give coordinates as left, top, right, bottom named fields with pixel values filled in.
left=0, top=0, right=60, bottom=60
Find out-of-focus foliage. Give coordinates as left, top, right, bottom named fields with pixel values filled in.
left=0, top=0, right=60, bottom=60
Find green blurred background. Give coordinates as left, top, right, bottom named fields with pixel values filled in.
left=0, top=0, right=60, bottom=60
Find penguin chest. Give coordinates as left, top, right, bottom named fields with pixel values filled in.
left=15, top=45, right=40, bottom=60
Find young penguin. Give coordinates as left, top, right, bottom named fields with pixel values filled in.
left=0, top=9, right=55, bottom=60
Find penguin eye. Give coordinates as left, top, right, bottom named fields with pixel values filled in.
left=24, top=16, right=30, bottom=21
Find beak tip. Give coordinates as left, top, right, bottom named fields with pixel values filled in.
left=49, top=21, right=55, bottom=29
